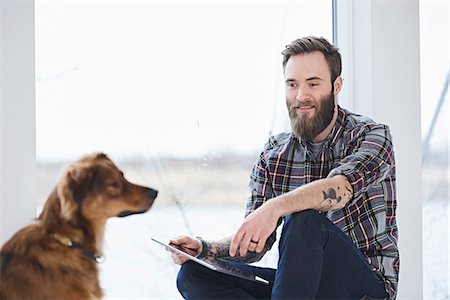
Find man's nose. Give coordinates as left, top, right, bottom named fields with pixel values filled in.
left=296, top=87, right=308, bottom=101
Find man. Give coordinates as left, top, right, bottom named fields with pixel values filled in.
left=170, top=36, right=399, bottom=299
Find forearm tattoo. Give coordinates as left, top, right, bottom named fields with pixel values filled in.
left=314, top=185, right=353, bottom=211
left=198, top=238, right=266, bottom=263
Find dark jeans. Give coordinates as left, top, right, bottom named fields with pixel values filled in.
left=177, top=210, right=388, bottom=299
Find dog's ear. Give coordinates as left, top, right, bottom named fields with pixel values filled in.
left=67, top=166, right=94, bottom=203
left=94, top=152, right=109, bottom=160
left=57, top=165, right=93, bottom=220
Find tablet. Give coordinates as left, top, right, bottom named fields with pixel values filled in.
left=151, top=237, right=270, bottom=285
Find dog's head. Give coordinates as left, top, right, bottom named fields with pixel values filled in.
left=55, top=153, right=157, bottom=222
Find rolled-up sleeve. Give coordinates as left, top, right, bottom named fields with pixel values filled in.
left=246, top=152, right=274, bottom=216
left=327, top=124, right=395, bottom=205
left=245, top=148, right=277, bottom=250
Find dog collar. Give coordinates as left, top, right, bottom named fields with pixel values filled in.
left=52, top=233, right=105, bottom=263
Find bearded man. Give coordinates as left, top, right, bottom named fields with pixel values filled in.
left=170, top=36, right=399, bottom=300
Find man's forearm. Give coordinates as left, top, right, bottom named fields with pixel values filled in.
left=268, top=175, right=353, bottom=217
left=206, top=176, right=352, bottom=260
left=198, top=235, right=266, bottom=263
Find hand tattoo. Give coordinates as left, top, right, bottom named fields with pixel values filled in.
left=198, top=238, right=266, bottom=263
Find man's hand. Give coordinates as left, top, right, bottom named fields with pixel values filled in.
left=168, top=235, right=202, bottom=265
left=229, top=201, right=280, bottom=257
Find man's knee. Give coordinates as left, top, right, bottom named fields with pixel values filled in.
left=283, top=209, right=323, bottom=231
left=176, top=261, right=202, bottom=296
left=279, top=210, right=326, bottom=250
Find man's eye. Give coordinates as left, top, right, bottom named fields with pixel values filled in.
left=287, top=82, right=297, bottom=88
left=309, top=83, right=319, bottom=88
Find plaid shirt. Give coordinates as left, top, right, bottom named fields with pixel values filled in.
left=246, top=106, right=399, bottom=299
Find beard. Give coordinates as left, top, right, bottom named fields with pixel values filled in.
left=287, top=92, right=335, bottom=141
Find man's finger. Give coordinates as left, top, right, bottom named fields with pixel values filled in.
left=169, top=235, right=192, bottom=245
left=169, top=250, right=181, bottom=264
left=248, top=240, right=258, bottom=252
left=230, top=230, right=245, bottom=257
left=239, top=233, right=253, bottom=257
left=256, top=237, right=267, bottom=253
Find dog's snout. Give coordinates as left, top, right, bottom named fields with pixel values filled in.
left=147, top=188, right=158, bottom=199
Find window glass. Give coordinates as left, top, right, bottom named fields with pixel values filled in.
left=36, top=1, right=332, bottom=297
left=420, top=1, right=449, bottom=298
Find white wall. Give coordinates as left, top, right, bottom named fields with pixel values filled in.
left=336, top=1, right=423, bottom=298
left=0, top=1, right=36, bottom=245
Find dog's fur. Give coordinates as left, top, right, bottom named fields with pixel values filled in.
left=0, top=153, right=157, bottom=299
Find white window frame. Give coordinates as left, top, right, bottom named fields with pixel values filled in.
left=0, top=1, right=36, bottom=245
left=334, top=1, right=423, bottom=298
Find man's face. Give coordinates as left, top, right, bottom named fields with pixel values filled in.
left=284, top=52, right=338, bottom=141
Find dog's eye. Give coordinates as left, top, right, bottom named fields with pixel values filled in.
left=108, top=182, right=121, bottom=189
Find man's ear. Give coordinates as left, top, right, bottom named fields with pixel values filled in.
left=333, top=76, right=343, bottom=96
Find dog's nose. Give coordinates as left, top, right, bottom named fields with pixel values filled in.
left=147, top=188, right=158, bottom=199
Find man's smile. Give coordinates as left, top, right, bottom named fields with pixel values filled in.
left=294, top=102, right=316, bottom=114
left=296, top=106, right=315, bottom=113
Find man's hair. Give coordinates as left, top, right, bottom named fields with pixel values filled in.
left=282, top=36, right=342, bottom=83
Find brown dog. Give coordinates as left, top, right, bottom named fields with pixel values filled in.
left=0, top=153, right=157, bottom=299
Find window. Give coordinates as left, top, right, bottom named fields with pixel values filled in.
left=35, top=1, right=332, bottom=297
left=420, top=1, right=449, bottom=298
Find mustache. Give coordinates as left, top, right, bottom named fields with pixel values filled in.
left=289, top=100, right=316, bottom=109
left=288, top=100, right=317, bottom=115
